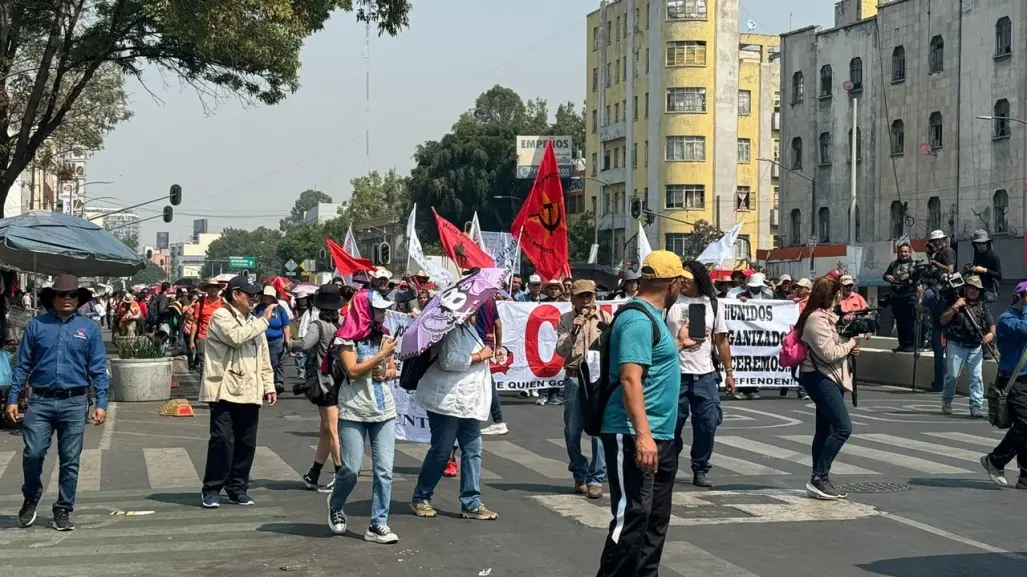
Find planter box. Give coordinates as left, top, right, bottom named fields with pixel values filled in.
left=109, top=358, right=174, bottom=402
left=171, top=355, right=189, bottom=374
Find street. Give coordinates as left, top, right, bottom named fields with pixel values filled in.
left=0, top=380, right=1025, bottom=577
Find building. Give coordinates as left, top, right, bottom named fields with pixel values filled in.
left=170, top=232, right=222, bottom=280
left=102, top=211, right=140, bottom=243
left=141, top=246, right=172, bottom=276
left=778, top=0, right=1027, bottom=253
left=303, top=203, right=345, bottom=226
left=584, top=0, right=781, bottom=266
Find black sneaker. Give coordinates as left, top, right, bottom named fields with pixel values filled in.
left=52, top=508, right=74, bottom=531
left=823, top=478, right=848, bottom=499
left=805, top=477, right=842, bottom=500
left=302, top=473, right=320, bottom=491
left=692, top=472, right=713, bottom=488
left=980, top=455, right=1009, bottom=487
left=1016, top=479, right=1027, bottom=490
left=18, top=499, right=38, bottom=528
left=327, top=493, right=346, bottom=535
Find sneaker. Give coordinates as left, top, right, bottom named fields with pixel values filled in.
left=1016, top=479, right=1027, bottom=490
left=201, top=492, right=220, bottom=508
left=805, top=477, right=842, bottom=500
left=443, top=458, right=458, bottom=478
left=824, top=478, right=848, bottom=499
left=481, top=423, right=509, bottom=436
left=798, top=391, right=810, bottom=400
left=980, top=455, right=1009, bottom=487
left=302, top=473, right=320, bottom=490
left=586, top=485, right=603, bottom=500
left=318, top=476, right=336, bottom=494
left=460, top=503, right=499, bottom=520
left=779, top=388, right=788, bottom=397
left=411, top=500, right=437, bottom=518
left=228, top=493, right=255, bottom=506
left=731, top=392, right=747, bottom=401
left=364, top=524, right=399, bottom=544
left=326, top=493, right=347, bottom=534
left=18, top=499, right=38, bottom=527
left=941, top=402, right=953, bottom=415
left=573, top=482, right=588, bottom=495
left=52, top=508, right=74, bottom=531
left=746, top=392, right=761, bottom=400
left=549, top=397, right=564, bottom=406
left=530, top=390, right=539, bottom=398
left=969, top=408, right=984, bottom=419
left=692, top=472, right=713, bottom=488
left=535, top=396, right=547, bottom=406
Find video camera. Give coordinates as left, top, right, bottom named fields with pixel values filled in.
left=836, top=308, right=881, bottom=339
left=938, top=263, right=974, bottom=298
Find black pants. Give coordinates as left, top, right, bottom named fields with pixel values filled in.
left=989, top=380, right=1027, bottom=481
left=202, top=401, right=260, bottom=497
left=596, top=433, right=678, bottom=577
left=891, top=295, right=917, bottom=348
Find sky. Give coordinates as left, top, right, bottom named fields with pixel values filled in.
left=86, top=0, right=833, bottom=247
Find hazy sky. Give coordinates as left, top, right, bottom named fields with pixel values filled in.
left=86, top=0, right=832, bottom=247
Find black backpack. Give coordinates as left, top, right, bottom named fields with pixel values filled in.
left=577, top=301, right=663, bottom=437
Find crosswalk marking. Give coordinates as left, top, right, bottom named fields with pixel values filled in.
left=547, top=438, right=595, bottom=460
left=661, top=541, right=762, bottom=577
left=488, top=440, right=570, bottom=479
left=922, top=432, right=998, bottom=448
left=778, top=435, right=971, bottom=475
left=251, top=446, right=298, bottom=482
left=860, top=433, right=985, bottom=463
left=0, top=451, right=13, bottom=480
left=716, top=436, right=878, bottom=476
left=394, top=444, right=502, bottom=480
left=47, top=448, right=101, bottom=495
left=687, top=446, right=789, bottom=476
left=143, top=448, right=200, bottom=488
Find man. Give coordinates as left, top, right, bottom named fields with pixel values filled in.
left=509, top=274, right=523, bottom=300
left=200, top=275, right=277, bottom=508
left=190, top=278, right=224, bottom=373
left=837, top=275, right=869, bottom=313
left=371, top=267, right=392, bottom=299
left=7, top=274, right=109, bottom=531
left=596, top=251, right=684, bottom=577
left=517, top=275, right=543, bottom=302
left=970, top=229, right=1002, bottom=303
left=542, top=279, right=564, bottom=303
left=478, top=290, right=508, bottom=437
left=730, top=272, right=774, bottom=300
left=149, top=281, right=172, bottom=332
left=928, top=229, right=956, bottom=274
left=939, top=275, right=996, bottom=418
left=666, top=261, right=734, bottom=488
left=981, top=281, right=1027, bottom=490
left=555, top=280, right=612, bottom=499
left=883, top=242, right=917, bottom=352
left=773, top=274, right=793, bottom=300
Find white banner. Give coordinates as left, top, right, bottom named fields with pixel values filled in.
left=481, top=231, right=519, bottom=274
left=720, top=299, right=800, bottom=388
left=384, top=311, right=432, bottom=443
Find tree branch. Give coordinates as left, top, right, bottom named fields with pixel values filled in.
left=15, top=3, right=64, bottom=157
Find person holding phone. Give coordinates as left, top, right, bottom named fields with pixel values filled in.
left=665, top=261, right=733, bottom=488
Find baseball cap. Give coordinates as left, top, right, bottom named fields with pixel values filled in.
left=370, top=292, right=395, bottom=310
left=778, top=274, right=792, bottom=283
left=839, top=275, right=854, bottom=286
left=262, top=285, right=277, bottom=297
left=1014, top=281, right=1027, bottom=297
left=528, top=274, right=542, bottom=284
left=746, top=273, right=766, bottom=287
left=571, top=279, right=597, bottom=295
left=640, top=250, right=685, bottom=280
left=226, top=275, right=261, bottom=296
left=795, top=278, right=813, bottom=289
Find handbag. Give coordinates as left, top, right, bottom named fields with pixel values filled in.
left=988, top=346, right=1027, bottom=429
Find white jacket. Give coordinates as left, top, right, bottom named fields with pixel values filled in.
left=199, top=304, right=274, bottom=405
left=415, top=324, right=492, bottom=421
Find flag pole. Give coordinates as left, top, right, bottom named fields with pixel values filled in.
left=509, top=226, right=523, bottom=288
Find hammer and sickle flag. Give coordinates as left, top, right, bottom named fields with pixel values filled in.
left=511, top=138, right=569, bottom=281
left=432, top=208, right=495, bottom=270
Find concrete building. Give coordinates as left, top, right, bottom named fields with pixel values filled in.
left=302, top=203, right=345, bottom=226
left=140, top=246, right=172, bottom=276
left=170, top=232, right=222, bottom=280
left=102, top=211, right=140, bottom=244
left=585, top=0, right=781, bottom=266
left=779, top=0, right=1027, bottom=252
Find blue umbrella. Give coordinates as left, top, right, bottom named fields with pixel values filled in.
left=0, top=211, right=145, bottom=277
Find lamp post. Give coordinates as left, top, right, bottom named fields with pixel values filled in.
left=975, top=115, right=1027, bottom=234
left=759, top=157, right=816, bottom=278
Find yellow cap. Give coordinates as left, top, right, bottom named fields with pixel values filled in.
left=641, top=250, right=687, bottom=280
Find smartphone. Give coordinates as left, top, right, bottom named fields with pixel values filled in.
left=687, top=303, right=707, bottom=339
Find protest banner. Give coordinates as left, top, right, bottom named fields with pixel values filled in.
left=384, top=311, right=432, bottom=443
left=720, top=298, right=800, bottom=389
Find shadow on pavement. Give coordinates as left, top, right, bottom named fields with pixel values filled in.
left=251, top=479, right=304, bottom=491
left=858, top=552, right=1027, bottom=576
left=907, top=477, right=1003, bottom=491
left=257, top=522, right=335, bottom=539
left=146, top=492, right=202, bottom=507
left=286, top=430, right=320, bottom=438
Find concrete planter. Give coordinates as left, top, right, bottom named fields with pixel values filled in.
left=171, top=355, right=189, bottom=374
left=109, top=358, right=174, bottom=402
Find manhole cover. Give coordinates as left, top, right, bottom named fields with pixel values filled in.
left=835, top=481, right=910, bottom=493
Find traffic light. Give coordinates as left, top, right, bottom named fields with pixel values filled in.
left=378, top=242, right=391, bottom=265
left=162, top=205, right=173, bottom=223
left=630, top=198, right=642, bottom=219
left=146, top=249, right=153, bottom=259
left=169, top=184, right=182, bottom=206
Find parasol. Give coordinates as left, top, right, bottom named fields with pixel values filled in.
left=0, top=211, right=144, bottom=277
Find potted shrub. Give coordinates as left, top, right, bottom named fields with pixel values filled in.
left=108, top=337, right=174, bottom=402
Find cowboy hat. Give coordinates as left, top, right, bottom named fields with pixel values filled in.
left=312, top=284, right=344, bottom=310
left=199, top=277, right=222, bottom=290
left=39, top=274, right=92, bottom=308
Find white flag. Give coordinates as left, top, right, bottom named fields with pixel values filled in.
left=343, top=226, right=361, bottom=258
left=406, top=204, right=453, bottom=286
left=697, top=223, right=743, bottom=266
left=637, top=220, right=652, bottom=264
left=469, top=212, right=486, bottom=251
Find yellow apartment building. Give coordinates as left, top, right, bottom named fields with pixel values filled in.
left=584, top=0, right=781, bottom=266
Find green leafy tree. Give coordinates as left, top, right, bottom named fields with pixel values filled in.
left=679, top=219, right=723, bottom=261
left=345, top=169, right=410, bottom=226
left=203, top=227, right=283, bottom=278
left=550, top=101, right=586, bottom=157
left=0, top=0, right=412, bottom=216
left=568, top=212, right=595, bottom=264
left=130, top=262, right=167, bottom=285
left=121, top=233, right=139, bottom=252
left=280, top=189, right=334, bottom=233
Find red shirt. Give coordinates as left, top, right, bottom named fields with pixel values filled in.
left=192, top=297, right=223, bottom=340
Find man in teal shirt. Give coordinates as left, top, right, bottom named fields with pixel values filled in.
left=596, top=251, right=689, bottom=577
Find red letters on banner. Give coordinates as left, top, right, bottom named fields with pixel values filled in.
left=525, top=304, right=563, bottom=378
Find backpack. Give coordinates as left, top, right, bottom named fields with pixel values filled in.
left=779, top=325, right=808, bottom=368
left=304, top=320, right=343, bottom=403
left=577, top=301, right=663, bottom=437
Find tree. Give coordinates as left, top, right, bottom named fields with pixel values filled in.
left=203, top=227, right=283, bottom=278
left=345, top=169, right=410, bottom=226
left=550, top=101, right=586, bottom=158
left=130, top=262, right=167, bottom=285
left=680, top=219, right=723, bottom=261
left=568, top=212, right=595, bottom=264
left=0, top=0, right=413, bottom=215
left=279, top=189, right=333, bottom=233
left=121, top=233, right=139, bottom=252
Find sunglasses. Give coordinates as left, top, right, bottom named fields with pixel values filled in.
left=55, top=291, right=79, bottom=299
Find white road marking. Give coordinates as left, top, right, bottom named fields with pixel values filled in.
left=677, top=444, right=789, bottom=476
left=661, top=541, right=762, bottom=577
left=723, top=406, right=804, bottom=428
left=859, top=433, right=985, bottom=462
left=98, top=402, right=117, bottom=450
left=250, top=446, right=299, bottom=482
left=791, top=409, right=869, bottom=426
left=778, top=435, right=970, bottom=475
left=143, top=448, right=200, bottom=489
left=395, top=444, right=501, bottom=480
left=716, top=436, right=878, bottom=475
left=922, top=432, right=1001, bottom=447
left=0, top=451, right=14, bottom=480
left=47, top=449, right=101, bottom=494
left=881, top=512, right=1027, bottom=561
left=487, top=440, right=570, bottom=478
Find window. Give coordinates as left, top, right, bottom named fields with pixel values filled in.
left=633, top=96, right=638, bottom=120
left=993, top=99, right=1011, bottom=138
left=666, top=41, right=707, bottom=66
left=591, top=110, right=598, bottom=133
left=773, top=139, right=780, bottom=163
left=605, top=104, right=610, bottom=125
left=996, top=17, right=1012, bottom=56
left=929, top=111, right=943, bottom=149
left=615, top=58, right=621, bottom=83
left=605, top=63, right=611, bottom=86
left=927, top=196, right=941, bottom=231
left=622, top=13, right=628, bottom=38
left=736, top=186, right=752, bottom=211
left=890, top=119, right=904, bottom=155
left=621, top=146, right=626, bottom=167
left=645, top=2, right=650, bottom=28
left=738, top=90, right=751, bottom=115
left=733, top=235, right=751, bottom=260
left=632, top=143, right=638, bottom=167
left=665, top=233, right=689, bottom=255
left=791, top=72, right=804, bottom=103
left=774, top=91, right=781, bottom=111
left=645, top=140, right=649, bottom=166
left=592, top=67, right=598, bottom=91
left=613, top=147, right=619, bottom=168
left=737, top=138, right=751, bottom=163
left=892, top=46, right=905, bottom=82
left=591, top=153, right=597, bottom=176
left=929, top=35, right=944, bottom=73
left=666, top=184, right=705, bottom=209
left=645, top=92, right=649, bottom=117
left=667, top=0, right=708, bottom=20
left=615, top=16, right=620, bottom=41
left=818, top=132, right=832, bottom=164
left=646, top=48, right=650, bottom=73
left=890, top=201, right=904, bottom=239
left=847, top=128, right=862, bottom=161
left=849, top=57, right=863, bottom=91
left=818, top=207, right=830, bottom=242
left=790, top=209, right=802, bottom=245
left=614, top=103, right=620, bottom=123
left=606, top=24, right=611, bottom=45
left=666, top=136, right=705, bottom=161
left=820, top=65, right=832, bottom=97
left=593, top=27, right=599, bottom=51
left=791, top=137, right=803, bottom=169
left=667, top=87, right=706, bottom=112
left=994, top=189, right=1009, bottom=233
left=603, top=149, right=611, bottom=171
left=622, top=58, right=627, bottom=81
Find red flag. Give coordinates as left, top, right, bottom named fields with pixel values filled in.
left=511, top=139, right=569, bottom=280
left=432, top=208, right=495, bottom=270
left=326, top=238, right=375, bottom=276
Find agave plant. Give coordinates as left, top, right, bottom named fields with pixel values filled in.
left=115, top=337, right=168, bottom=360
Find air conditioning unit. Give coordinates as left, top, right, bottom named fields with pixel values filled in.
left=769, top=208, right=780, bottom=227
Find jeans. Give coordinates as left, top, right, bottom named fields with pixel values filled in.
left=331, top=418, right=395, bottom=526
left=891, top=295, right=917, bottom=349
left=489, top=377, right=503, bottom=424
left=202, top=401, right=260, bottom=497
left=563, top=377, right=605, bottom=486
left=943, top=342, right=984, bottom=409
left=989, top=380, right=1027, bottom=480
left=21, top=394, right=88, bottom=511
left=413, top=411, right=483, bottom=511
left=800, top=371, right=852, bottom=479
left=295, top=352, right=306, bottom=379
left=931, top=324, right=946, bottom=392
left=267, top=338, right=285, bottom=388
left=193, top=338, right=207, bottom=374
left=672, top=372, right=723, bottom=474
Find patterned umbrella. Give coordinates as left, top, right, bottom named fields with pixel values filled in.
left=398, top=267, right=506, bottom=360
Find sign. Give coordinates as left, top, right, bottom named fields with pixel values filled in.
left=156, top=232, right=170, bottom=250
left=228, top=256, right=255, bottom=269
left=193, top=219, right=208, bottom=236
left=284, top=258, right=298, bottom=272
left=515, top=135, right=573, bottom=179
left=302, top=258, right=317, bottom=272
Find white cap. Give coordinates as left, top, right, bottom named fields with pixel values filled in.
left=370, top=292, right=395, bottom=310
left=928, top=229, right=947, bottom=241
left=262, top=285, right=277, bottom=297
left=746, top=272, right=766, bottom=288
left=372, top=267, right=393, bottom=280
left=528, top=274, right=542, bottom=284
left=778, top=274, right=792, bottom=283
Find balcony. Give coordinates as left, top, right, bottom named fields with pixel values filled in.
left=772, top=111, right=780, bottom=131
left=771, top=163, right=780, bottom=178
left=599, top=166, right=626, bottom=184
left=599, top=121, right=627, bottom=143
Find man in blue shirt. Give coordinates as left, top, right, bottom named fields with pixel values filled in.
left=981, top=281, right=1027, bottom=490
left=5, top=274, right=109, bottom=531
left=253, top=285, right=292, bottom=395
left=596, top=251, right=687, bottom=577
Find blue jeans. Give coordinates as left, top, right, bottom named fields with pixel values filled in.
left=413, top=411, right=483, bottom=511
left=489, top=377, right=503, bottom=424
left=267, top=338, right=285, bottom=387
left=800, top=371, right=852, bottom=480
left=331, top=418, right=395, bottom=526
left=562, top=377, right=605, bottom=486
left=943, top=342, right=984, bottom=409
left=295, top=352, right=306, bottom=379
left=21, top=394, right=89, bottom=511
left=931, top=324, right=946, bottom=392
left=673, top=372, right=723, bottom=474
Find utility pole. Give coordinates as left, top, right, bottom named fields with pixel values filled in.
left=365, top=20, right=371, bottom=176
left=849, top=95, right=858, bottom=246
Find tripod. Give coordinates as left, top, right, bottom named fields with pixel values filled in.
left=910, top=307, right=931, bottom=392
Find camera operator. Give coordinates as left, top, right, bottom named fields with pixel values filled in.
left=927, top=230, right=956, bottom=274
left=938, top=275, right=996, bottom=418
left=883, top=242, right=917, bottom=352
left=969, top=230, right=1002, bottom=304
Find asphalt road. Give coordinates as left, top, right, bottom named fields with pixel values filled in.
left=0, top=379, right=1025, bottom=577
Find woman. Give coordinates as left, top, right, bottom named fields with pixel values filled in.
left=326, top=289, right=400, bottom=544
left=797, top=275, right=859, bottom=501
left=290, top=286, right=344, bottom=490
left=117, top=294, right=142, bottom=337
left=793, top=278, right=813, bottom=310
left=254, top=286, right=292, bottom=395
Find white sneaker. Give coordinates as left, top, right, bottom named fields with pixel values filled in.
left=481, top=423, right=509, bottom=436
left=535, top=396, right=547, bottom=406
left=941, top=402, right=952, bottom=415
left=364, top=524, right=399, bottom=544
left=326, top=493, right=346, bottom=535
left=530, top=390, right=539, bottom=398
